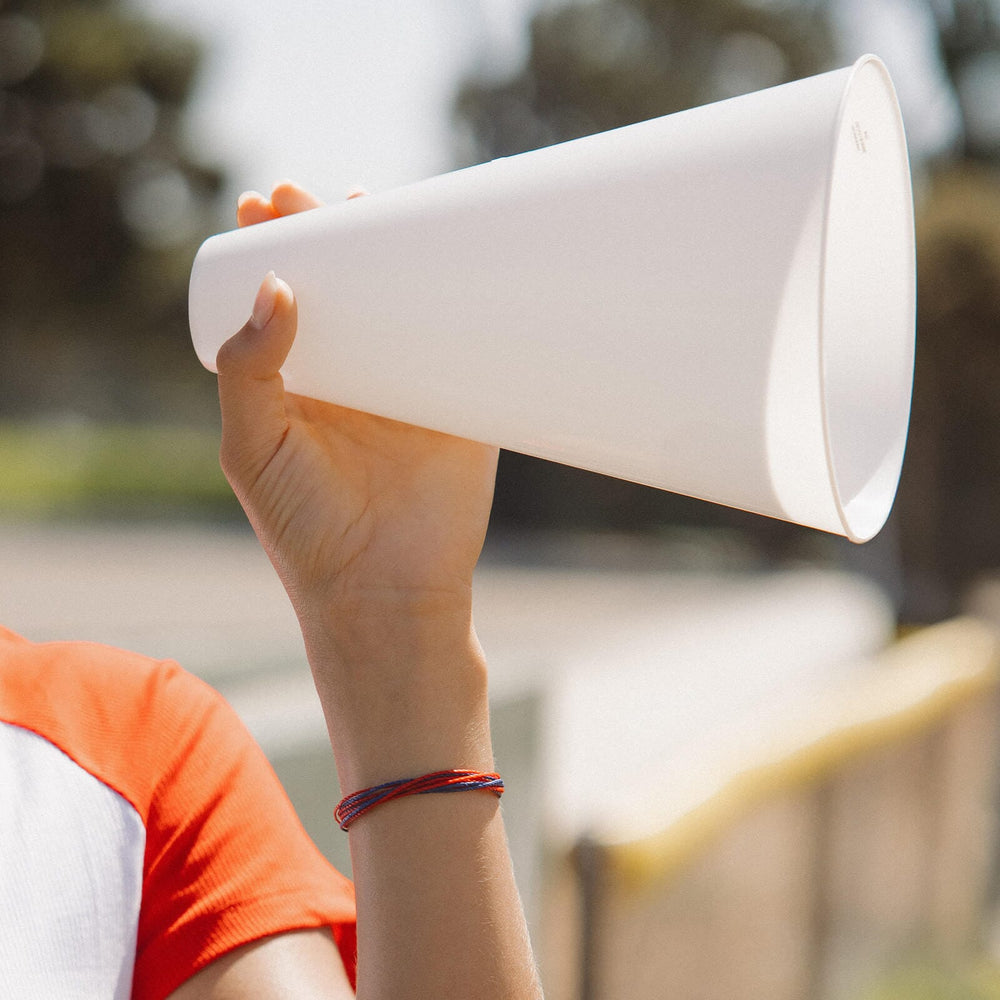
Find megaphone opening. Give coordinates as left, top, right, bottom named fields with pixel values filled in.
left=820, top=55, right=915, bottom=543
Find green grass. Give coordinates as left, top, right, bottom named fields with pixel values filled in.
left=0, top=420, right=240, bottom=518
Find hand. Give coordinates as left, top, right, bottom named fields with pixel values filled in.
left=217, top=183, right=499, bottom=626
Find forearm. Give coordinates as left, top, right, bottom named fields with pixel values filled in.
left=348, top=784, right=538, bottom=999
left=300, top=612, right=542, bottom=1000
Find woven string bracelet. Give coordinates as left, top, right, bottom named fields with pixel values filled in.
left=335, top=769, right=504, bottom=831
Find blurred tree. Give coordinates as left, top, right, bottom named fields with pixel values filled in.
left=454, top=0, right=837, bottom=559
left=455, top=0, right=834, bottom=162
left=892, top=0, right=1000, bottom=618
left=0, top=0, right=225, bottom=420
left=925, top=0, right=1000, bottom=162
left=900, top=167, right=1000, bottom=617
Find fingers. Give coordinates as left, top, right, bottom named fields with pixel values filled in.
left=216, top=272, right=298, bottom=486
left=271, top=180, right=324, bottom=215
left=237, top=182, right=325, bottom=229
left=237, top=191, right=279, bottom=228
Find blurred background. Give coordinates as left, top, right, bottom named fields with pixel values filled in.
left=3, top=1, right=1000, bottom=997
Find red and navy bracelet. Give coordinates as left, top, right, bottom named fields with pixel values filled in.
left=335, top=769, right=505, bottom=831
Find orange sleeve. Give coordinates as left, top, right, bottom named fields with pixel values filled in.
left=0, top=627, right=356, bottom=998
left=131, top=660, right=357, bottom=999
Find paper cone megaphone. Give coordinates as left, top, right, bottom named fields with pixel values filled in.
left=189, top=54, right=915, bottom=542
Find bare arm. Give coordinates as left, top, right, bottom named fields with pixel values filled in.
left=168, top=930, right=355, bottom=999
left=204, top=182, right=541, bottom=999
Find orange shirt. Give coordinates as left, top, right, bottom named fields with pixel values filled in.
left=0, top=625, right=356, bottom=998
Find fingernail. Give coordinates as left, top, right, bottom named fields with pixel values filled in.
left=251, top=271, right=278, bottom=329
left=238, top=190, right=263, bottom=209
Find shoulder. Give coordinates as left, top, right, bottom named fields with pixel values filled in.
left=0, top=624, right=233, bottom=818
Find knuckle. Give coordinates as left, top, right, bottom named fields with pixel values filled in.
left=215, top=330, right=249, bottom=374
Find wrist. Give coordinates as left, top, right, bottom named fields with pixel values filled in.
left=298, top=605, right=494, bottom=794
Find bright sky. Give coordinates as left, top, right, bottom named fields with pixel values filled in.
left=130, top=0, right=960, bottom=212
left=129, top=1, right=543, bottom=204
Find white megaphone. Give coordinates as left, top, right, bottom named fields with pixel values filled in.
left=189, top=54, right=915, bottom=543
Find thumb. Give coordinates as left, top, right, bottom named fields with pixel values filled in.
left=216, top=272, right=297, bottom=487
